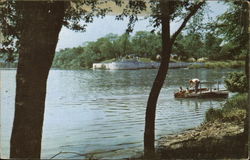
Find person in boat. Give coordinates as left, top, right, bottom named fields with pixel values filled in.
left=189, top=78, right=200, bottom=93
left=179, top=86, right=183, bottom=92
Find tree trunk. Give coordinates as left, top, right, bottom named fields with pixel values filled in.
left=10, top=2, right=66, bottom=158
left=144, top=0, right=170, bottom=157
left=243, top=1, right=249, bottom=155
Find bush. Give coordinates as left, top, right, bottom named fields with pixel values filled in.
left=205, top=108, right=223, bottom=122
left=224, top=72, right=248, bottom=93
left=205, top=93, right=248, bottom=122
left=223, top=93, right=248, bottom=110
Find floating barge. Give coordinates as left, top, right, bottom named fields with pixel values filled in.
left=174, top=82, right=229, bottom=99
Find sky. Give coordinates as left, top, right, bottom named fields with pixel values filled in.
left=56, top=1, right=228, bottom=51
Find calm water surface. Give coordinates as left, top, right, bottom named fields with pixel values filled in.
left=0, top=68, right=241, bottom=159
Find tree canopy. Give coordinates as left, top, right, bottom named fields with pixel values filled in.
left=1, top=0, right=247, bottom=159
left=52, top=31, right=162, bottom=69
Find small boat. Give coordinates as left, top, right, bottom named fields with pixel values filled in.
left=174, top=81, right=229, bottom=99
left=174, top=89, right=229, bottom=98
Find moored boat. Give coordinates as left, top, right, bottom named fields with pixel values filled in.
left=174, top=89, right=229, bottom=98
left=175, top=80, right=229, bottom=99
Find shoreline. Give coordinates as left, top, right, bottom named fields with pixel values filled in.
left=92, top=61, right=203, bottom=70
left=156, top=119, right=247, bottom=159
left=1, top=60, right=244, bottom=70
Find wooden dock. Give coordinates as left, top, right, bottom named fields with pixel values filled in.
left=174, top=90, right=229, bottom=99
left=174, top=88, right=229, bottom=99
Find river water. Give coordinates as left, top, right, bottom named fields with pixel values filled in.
left=0, top=68, right=241, bottom=159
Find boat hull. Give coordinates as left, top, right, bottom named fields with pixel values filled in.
left=174, top=89, right=229, bottom=99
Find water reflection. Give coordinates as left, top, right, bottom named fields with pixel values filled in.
left=176, top=98, right=225, bottom=107
left=175, top=98, right=225, bottom=113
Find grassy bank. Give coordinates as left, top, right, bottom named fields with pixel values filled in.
left=205, top=93, right=248, bottom=122
left=188, top=60, right=245, bottom=69
left=101, top=59, right=245, bottom=69
left=156, top=93, right=248, bottom=159
left=101, top=57, right=155, bottom=63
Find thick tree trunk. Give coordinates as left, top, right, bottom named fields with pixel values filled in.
left=10, top=2, right=66, bottom=158
left=144, top=0, right=170, bottom=157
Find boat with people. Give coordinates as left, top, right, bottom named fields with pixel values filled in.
left=174, top=79, right=229, bottom=99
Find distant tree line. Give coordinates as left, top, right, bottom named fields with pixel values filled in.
left=53, top=30, right=246, bottom=69
left=52, top=31, right=162, bottom=69
left=1, top=0, right=248, bottom=159
left=53, top=1, right=247, bottom=70
left=1, top=29, right=246, bottom=69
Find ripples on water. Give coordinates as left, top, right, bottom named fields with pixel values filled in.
left=0, top=68, right=240, bottom=159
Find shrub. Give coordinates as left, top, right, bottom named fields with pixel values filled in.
left=205, top=93, right=248, bottom=122
left=223, top=93, right=248, bottom=110
left=205, top=108, right=223, bottom=122
left=221, top=108, right=246, bottom=123
left=224, top=72, right=248, bottom=93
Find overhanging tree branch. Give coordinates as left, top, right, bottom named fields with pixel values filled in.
left=170, top=0, right=205, bottom=45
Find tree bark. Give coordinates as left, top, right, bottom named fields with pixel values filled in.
left=144, top=0, right=170, bottom=157
left=243, top=1, right=249, bottom=155
left=10, top=1, right=66, bottom=158
left=143, top=1, right=205, bottom=158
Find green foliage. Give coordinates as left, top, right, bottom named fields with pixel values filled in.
left=225, top=72, right=248, bottom=93
left=53, top=47, right=85, bottom=69
left=188, top=63, right=203, bottom=69
left=0, top=0, right=114, bottom=62
left=188, top=60, right=244, bottom=69
left=223, top=93, right=248, bottom=111
left=173, top=33, right=204, bottom=60
left=138, top=58, right=153, bottom=63
left=215, top=1, right=248, bottom=47
left=174, top=1, right=248, bottom=61
left=218, top=42, right=238, bottom=60
left=1, top=1, right=245, bottom=65
left=205, top=108, right=223, bottom=122
left=131, top=31, right=161, bottom=60
left=204, top=61, right=244, bottom=69
left=52, top=31, right=161, bottom=69
left=207, top=1, right=248, bottom=60
left=114, top=33, right=133, bottom=58
left=203, top=33, right=222, bottom=60
left=101, top=58, right=116, bottom=63
left=172, top=32, right=224, bottom=61
left=205, top=93, right=248, bottom=122
left=0, top=62, right=17, bottom=68
left=53, top=24, right=246, bottom=70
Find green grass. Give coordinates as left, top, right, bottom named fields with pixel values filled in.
left=205, top=93, right=248, bottom=122
left=101, top=58, right=116, bottom=63
left=170, top=58, right=179, bottom=63
left=188, top=60, right=245, bottom=69
left=138, top=58, right=154, bottom=63
left=188, top=63, right=203, bottom=69
left=204, top=60, right=245, bottom=69
left=101, top=57, right=156, bottom=63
